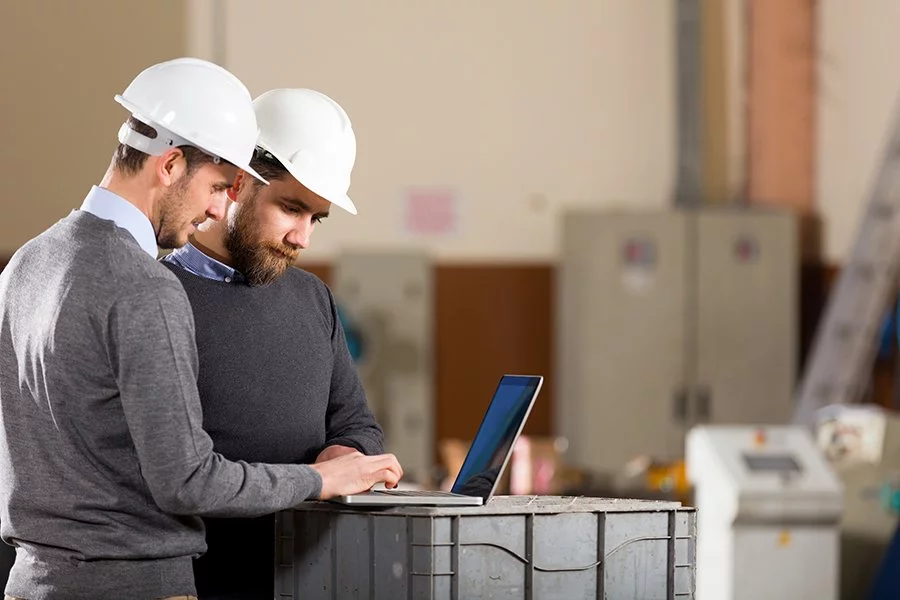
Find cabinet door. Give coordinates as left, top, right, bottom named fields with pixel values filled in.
left=557, top=211, right=688, bottom=473
left=694, top=210, right=797, bottom=426
left=333, top=252, right=434, bottom=483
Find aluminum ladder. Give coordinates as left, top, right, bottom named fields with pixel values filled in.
left=793, top=106, right=900, bottom=426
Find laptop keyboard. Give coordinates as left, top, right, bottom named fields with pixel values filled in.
left=372, top=489, right=461, bottom=497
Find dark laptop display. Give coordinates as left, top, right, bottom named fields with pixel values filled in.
left=332, top=374, right=543, bottom=506
left=451, top=375, right=542, bottom=501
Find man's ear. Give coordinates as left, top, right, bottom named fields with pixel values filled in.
left=228, top=170, right=248, bottom=202
left=157, top=148, right=186, bottom=187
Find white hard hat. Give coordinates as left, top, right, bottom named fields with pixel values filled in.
left=114, top=57, right=267, bottom=184
left=253, top=88, right=357, bottom=214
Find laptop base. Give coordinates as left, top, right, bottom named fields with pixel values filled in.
left=331, top=490, right=483, bottom=506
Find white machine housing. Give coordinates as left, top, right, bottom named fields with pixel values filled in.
left=686, top=425, right=844, bottom=600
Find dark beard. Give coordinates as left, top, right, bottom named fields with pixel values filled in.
left=224, top=201, right=295, bottom=287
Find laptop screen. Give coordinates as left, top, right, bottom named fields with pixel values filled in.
left=450, top=375, right=542, bottom=500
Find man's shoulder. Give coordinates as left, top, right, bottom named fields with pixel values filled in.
left=284, top=266, right=331, bottom=296
left=106, top=239, right=180, bottom=286
left=2, top=218, right=188, bottom=320
left=282, top=266, right=337, bottom=314
left=8, top=214, right=176, bottom=287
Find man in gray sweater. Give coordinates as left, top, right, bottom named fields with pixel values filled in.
left=162, top=88, right=386, bottom=599
left=0, top=60, right=402, bottom=600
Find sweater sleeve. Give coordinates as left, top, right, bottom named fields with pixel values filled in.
left=320, top=289, right=385, bottom=456
left=110, top=278, right=322, bottom=517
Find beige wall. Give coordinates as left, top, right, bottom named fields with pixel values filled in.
left=817, top=0, right=900, bottom=263
left=215, top=0, right=676, bottom=261
left=5, top=2, right=882, bottom=266
left=0, top=0, right=186, bottom=256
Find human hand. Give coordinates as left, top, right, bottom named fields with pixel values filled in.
left=310, top=451, right=404, bottom=500
left=315, top=444, right=359, bottom=464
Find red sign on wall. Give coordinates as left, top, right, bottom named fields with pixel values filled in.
left=403, top=187, right=459, bottom=235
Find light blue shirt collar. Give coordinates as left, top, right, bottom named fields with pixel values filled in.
left=162, top=241, right=245, bottom=284
left=80, top=186, right=158, bottom=258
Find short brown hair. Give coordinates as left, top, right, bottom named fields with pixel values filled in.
left=248, top=148, right=290, bottom=184
left=112, top=117, right=219, bottom=177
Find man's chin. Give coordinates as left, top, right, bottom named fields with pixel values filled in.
left=156, top=232, right=190, bottom=251
left=244, top=261, right=287, bottom=287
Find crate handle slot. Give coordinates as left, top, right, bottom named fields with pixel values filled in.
left=460, top=534, right=672, bottom=573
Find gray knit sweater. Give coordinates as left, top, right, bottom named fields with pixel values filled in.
left=0, top=210, right=322, bottom=599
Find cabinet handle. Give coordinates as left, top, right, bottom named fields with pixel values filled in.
left=696, top=386, right=711, bottom=421
left=673, top=387, right=688, bottom=422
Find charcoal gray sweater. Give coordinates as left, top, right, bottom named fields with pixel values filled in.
left=162, top=254, right=384, bottom=599
left=162, top=259, right=384, bottom=465
left=0, top=210, right=323, bottom=600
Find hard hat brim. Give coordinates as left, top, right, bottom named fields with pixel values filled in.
left=326, top=192, right=358, bottom=216
left=238, top=164, right=269, bottom=186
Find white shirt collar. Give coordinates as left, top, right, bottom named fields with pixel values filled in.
left=79, top=186, right=158, bottom=258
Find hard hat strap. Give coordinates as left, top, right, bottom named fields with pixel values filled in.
left=117, top=119, right=222, bottom=164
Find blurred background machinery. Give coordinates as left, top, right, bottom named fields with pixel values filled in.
left=556, top=208, right=797, bottom=481
left=687, top=425, right=843, bottom=600
left=333, top=251, right=435, bottom=486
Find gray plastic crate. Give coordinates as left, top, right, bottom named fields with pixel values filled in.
left=275, top=496, right=696, bottom=599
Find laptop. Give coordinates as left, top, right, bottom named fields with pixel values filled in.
left=332, top=374, right=543, bottom=506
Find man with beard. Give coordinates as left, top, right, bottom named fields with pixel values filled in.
left=0, top=62, right=402, bottom=600
left=161, top=88, right=389, bottom=600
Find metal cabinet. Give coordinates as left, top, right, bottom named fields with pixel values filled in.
left=556, top=209, right=797, bottom=473
left=695, top=211, right=797, bottom=426
left=332, top=251, right=435, bottom=484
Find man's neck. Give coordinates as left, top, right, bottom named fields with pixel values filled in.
left=190, top=228, right=234, bottom=267
left=98, top=166, right=159, bottom=229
